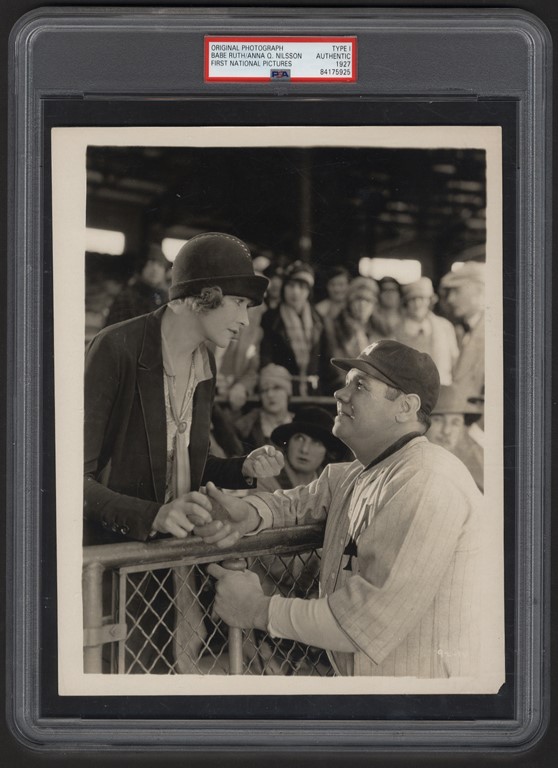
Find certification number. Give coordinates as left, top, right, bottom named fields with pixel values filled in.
left=320, top=68, right=351, bottom=76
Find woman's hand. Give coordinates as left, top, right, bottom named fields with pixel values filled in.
left=151, top=491, right=213, bottom=538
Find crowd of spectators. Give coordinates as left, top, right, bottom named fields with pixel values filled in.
left=97, top=250, right=487, bottom=497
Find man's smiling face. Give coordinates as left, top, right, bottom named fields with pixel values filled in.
left=333, top=368, right=401, bottom=451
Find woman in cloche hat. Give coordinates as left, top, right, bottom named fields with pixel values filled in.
left=85, top=231, right=286, bottom=545
left=84, top=232, right=288, bottom=672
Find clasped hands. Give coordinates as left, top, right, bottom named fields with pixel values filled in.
left=151, top=445, right=283, bottom=542
left=151, top=484, right=271, bottom=630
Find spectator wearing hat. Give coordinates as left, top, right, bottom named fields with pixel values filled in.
left=428, top=386, right=484, bottom=492
left=256, top=406, right=345, bottom=493
left=259, top=260, right=336, bottom=396
left=441, top=261, right=486, bottom=399
left=394, top=277, right=459, bottom=386
left=315, top=266, right=351, bottom=321
left=104, top=244, right=171, bottom=327
left=200, top=340, right=484, bottom=678
left=84, top=232, right=285, bottom=671
left=369, top=276, right=403, bottom=339
left=324, top=276, right=380, bottom=389
left=234, top=364, right=294, bottom=452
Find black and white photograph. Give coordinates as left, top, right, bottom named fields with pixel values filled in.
left=51, top=125, right=505, bottom=696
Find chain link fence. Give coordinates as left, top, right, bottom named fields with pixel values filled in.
left=83, top=524, right=333, bottom=676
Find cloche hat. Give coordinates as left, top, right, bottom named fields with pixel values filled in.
left=170, top=232, right=268, bottom=306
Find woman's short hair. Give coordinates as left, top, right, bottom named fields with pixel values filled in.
left=169, top=286, right=224, bottom=314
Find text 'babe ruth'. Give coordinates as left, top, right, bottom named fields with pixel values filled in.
left=197, top=340, right=483, bottom=677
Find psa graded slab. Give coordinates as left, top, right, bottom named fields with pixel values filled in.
left=7, top=7, right=551, bottom=755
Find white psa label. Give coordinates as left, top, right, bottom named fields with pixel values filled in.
left=205, top=36, right=357, bottom=82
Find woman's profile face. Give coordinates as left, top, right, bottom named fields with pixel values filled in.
left=197, top=295, right=250, bottom=348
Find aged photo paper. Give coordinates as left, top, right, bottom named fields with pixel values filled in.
left=51, top=125, right=505, bottom=697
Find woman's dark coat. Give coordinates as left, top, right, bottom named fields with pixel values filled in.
left=84, top=306, right=248, bottom=545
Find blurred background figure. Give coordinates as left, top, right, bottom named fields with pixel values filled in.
left=441, top=261, right=485, bottom=400
left=315, top=266, right=351, bottom=321
left=208, top=403, right=245, bottom=459
left=467, top=388, right=485, bottom=449
left=105, top=244, right=170, bottom=327
left=213, top=302, right=264, bottom=413
left=234, top=364, right=294, bottom=452
left=394, top=277, right=459, bottom=386
left=428, top=385, right=484, bottom=491
left=370, top=276, right=402, bottom=338
left=325, top=276, right=379, bottom=389
left=260, top=261, right=335, bottom=396
left=262, top=263, right=285, bottom=310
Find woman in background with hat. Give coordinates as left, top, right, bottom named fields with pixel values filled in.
left=256, top=406, right=345, bottom=493
left=394, top=277, right=459, bottom=386
left=315, top=265, right=351, bottom=321
left=234, top=364, right=294, bottom=452
left=324, top=276, right=380, bottom=388
left=259, top=260, right=336, bottom=396
left=84, top=232, right=284, bottom=672
left=369, top=275, right=403, bottom=338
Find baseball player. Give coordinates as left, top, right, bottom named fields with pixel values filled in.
left=197, top=340, right=483, bottom=677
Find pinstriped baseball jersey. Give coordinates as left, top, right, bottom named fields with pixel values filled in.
left=250, top=436, right=483, bottom=677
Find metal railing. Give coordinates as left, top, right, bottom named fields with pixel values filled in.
left=82, top=524, right=332, bottom=676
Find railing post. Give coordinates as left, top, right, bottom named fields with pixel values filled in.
left=221, top=558, right=247, bottom=675
left=82, top=561, right=105, bottom=673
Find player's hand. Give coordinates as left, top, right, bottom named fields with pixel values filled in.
left=207, top=563, right=270, bottom=630
left=151, top=492, right=213, bottom=538
left=242, top=445, right=284, bottom=479
left=193, top=482, right=260, bottom=548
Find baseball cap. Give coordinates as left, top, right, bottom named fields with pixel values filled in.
left=332, top=339, right=441, bottom=416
